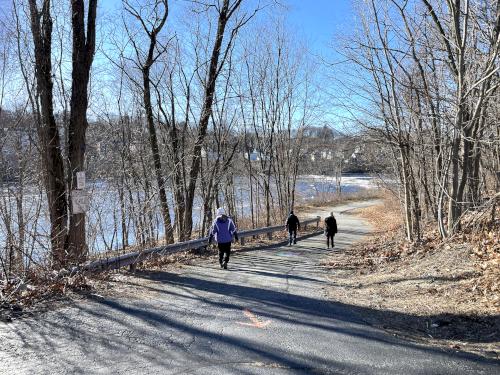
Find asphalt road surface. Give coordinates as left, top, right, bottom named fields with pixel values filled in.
left=1, top=200, right=498, bottom=374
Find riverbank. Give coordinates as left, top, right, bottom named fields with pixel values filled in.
left=0, top=211, right=324, bottom=322
left=0, top=186, right=378, bottom=321
left=296, top=188, right=384, bottom=213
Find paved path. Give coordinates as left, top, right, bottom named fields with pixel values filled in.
left=1, top=200, right=498, bottom=374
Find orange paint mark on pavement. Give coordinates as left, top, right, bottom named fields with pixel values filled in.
left=237, top=309, right=271, bottom=329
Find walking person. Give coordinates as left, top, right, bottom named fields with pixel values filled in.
left=324, top=212, right=338, bottom=249
left=209, top=208, right=238, bottom=269
left=285, top=210, right=300, bottom=245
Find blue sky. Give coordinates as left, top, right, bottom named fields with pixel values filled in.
left=0, top=0, right=360, bottom=126
left=286, top=0, right=355, bottom=53
left=283, top=1, right=359, bottom=127
left=0, top=0, right=355, bottom=52
left=98, top=0, right=355, bottom=51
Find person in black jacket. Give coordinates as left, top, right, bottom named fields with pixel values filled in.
left=324, top=212, right=338, bottom=248
left=285, top=210, right=300, bottom=245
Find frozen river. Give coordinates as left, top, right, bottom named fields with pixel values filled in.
left=0, top=174, right=378, bottom=259
left=296, top=174, right=377, bottom=198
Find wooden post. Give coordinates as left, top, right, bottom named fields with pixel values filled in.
left=129, top=263, right=136, bottom=273
left=240, top=237, right=245, bottom=246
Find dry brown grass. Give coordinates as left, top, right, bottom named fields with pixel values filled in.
left=351, top=191, right=401, bottom=232
left=323, top=194, right=500, bottom=358
left=0, top=269, right=108, bottom=322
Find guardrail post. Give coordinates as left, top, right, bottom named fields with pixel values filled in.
left=129, top=263, right=136, bottom=273
left=316, top=217, right=319, bottom=229
left=304, top=223, right=307, bottom=230
left=240, top=237, right=245, bottom=246
left=267, top=232, right=272, bottom=240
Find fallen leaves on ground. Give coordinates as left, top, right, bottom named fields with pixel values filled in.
left=0, top=270, right=102, bottom=322
left=323, top=194, right=500, bottom=359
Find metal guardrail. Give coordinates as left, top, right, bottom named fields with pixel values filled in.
left=236, top=216, right=321, bottom=245
left=81, top=216, right=321, bottom=273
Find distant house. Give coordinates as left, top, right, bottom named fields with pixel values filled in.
left=308, top=150, right=335, bottom=163
left=321, top=151, right=333, bottom=160
left=351, top=146, right=362, bottom=160
left=244, top=149, right=268, bottom=162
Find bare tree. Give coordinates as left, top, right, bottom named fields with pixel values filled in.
left=67, top=0, right=97, bottom=261
left=340, top=0, right=500, bottom=241
left=27, top=0, right=97, bottom=267
left=122, top=0, right=174, bottom=244
left=181, top=0, right=259, bottom=239
left=27, top=0, right=69, bottom=266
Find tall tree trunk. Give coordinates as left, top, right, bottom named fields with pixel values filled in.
left=124, top=0, right=174, bottom=244
left=143, top=68, right=174, bottom=244
left=118, top=182, right=128, bottom=249
left=27, top=0, right=68, bottom=267
left=170, top=94, right=186, bottom=240
left=448, top=119, right=463, bottom=234
left=66, top=0, right=97, bottom=263
left=183, top=0, right=242, bottom=239
left=247, top=149, right=255, bottom=228
left=400, top=146, right=413, bottom=241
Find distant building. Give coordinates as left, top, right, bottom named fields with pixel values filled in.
left=244, top=149, right=268, bottom=162
left=351, top=146, right=363, bottom=160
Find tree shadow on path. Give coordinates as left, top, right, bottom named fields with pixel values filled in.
left=135, top=269, right=500, bottom=346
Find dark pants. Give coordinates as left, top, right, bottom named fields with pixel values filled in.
left=218, top=242, right=231, bottom=264
left=288, top=229, right=297, bottom=245
left=326, top=233, right=335, bottom=248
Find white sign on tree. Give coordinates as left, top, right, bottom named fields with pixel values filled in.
left=72, top=190, right=89, bottom=214
left=76, top=171, right=86, bottom=190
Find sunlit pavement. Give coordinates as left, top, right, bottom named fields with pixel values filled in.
left=0, top=200, right=498, bottom=374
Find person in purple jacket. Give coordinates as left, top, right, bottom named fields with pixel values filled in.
left=209, top=207, right=238, bottom=269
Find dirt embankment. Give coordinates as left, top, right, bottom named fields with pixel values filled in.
left=324, top=195, right=500, bottom=359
